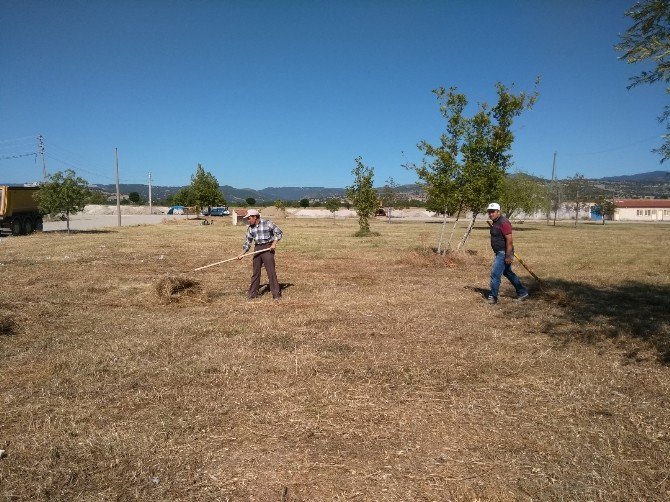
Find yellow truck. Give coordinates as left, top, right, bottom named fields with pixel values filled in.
left=0, top=186, right=43, bottom=235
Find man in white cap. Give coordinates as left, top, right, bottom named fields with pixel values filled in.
left=485, top=202, right=528, bottom=304
left=237, top=209, right=283, bottom=299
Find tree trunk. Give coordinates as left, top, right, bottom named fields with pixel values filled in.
left=436, top=210, right=448, bottom=254
left=575, top=204, right=579, bottom=227
left=553, top=208, right=558, bottom=226
left=66, top=210, right=70, bottom=234
left=456, top=212, right=478, bottom=251
left=445, top=212, right=461, bottom=251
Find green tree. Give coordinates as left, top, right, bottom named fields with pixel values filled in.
left=188, top=164, right=224, bottom=216
left=346, top=157, right=379, bottom=236
left=246, top=197, right=256, bottom=206
left=498, top=172, right=549, bottom=220
left=128, top=191, right=141, bottom=204
left=594, top=197, right=617, bottom=225
left=324, top=197, right=340, bottom=221
left=564, top=173, right=590, bottom=226
left=35, top=169, right=90, bottom=234
left=299, top=198, right=310, bottom=208
left=380, top=177, right=402, bottom=223
left=86, top=190, right=108, bottom=204
left=274, top=199, right=286, bottom=217
left=413, top=82, right=538, bottom=251
left=411, top=88, right=466, bottom=253
left=172, top=186, right=194, bottom=207
left=616, top=0, right=670, bottom=161
left=455, top=82, right=538, bottom=249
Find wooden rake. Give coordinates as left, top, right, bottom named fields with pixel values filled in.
left=193, top=248, right=271, bottom=272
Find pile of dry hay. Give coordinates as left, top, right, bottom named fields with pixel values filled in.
left=0, top=312, right=15, bottom=336
left=155, top=275, right=200, bottom=300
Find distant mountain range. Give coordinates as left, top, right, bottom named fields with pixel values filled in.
left=89, top=170, right=670, bottom=202
left=598, top=170, right=670, bottom=183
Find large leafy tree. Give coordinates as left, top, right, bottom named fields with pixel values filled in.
left=616, top=0, right=670, bottom=161
left=346, top=156, right=379, bottom=235
left=498, top=172, right=549, bottom=220
left=413, top=82, right=537, bottom=251
left=179, top=164, right=224, bottom=215
left=35, top=169, right=90, bottom=233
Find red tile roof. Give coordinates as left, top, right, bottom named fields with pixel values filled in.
left=614, top=199, right=670, bottom=208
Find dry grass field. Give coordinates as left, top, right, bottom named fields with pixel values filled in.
left=1, top=216, right=669, bottom=501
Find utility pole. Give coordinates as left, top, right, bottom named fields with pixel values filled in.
left=148, top=171, right=153, bottom=215
left=551, top=151, right=557, bottom=181
left=115, top=147, right=121, bottom=227
left=551, top=151, right=559, bottom=226
left=37, top=135, right=47, bottom=181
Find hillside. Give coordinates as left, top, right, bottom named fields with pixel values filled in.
left=89, top=170, right=670, bottom=202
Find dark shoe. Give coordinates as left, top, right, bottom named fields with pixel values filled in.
left=485, top=295, right=497, bottom=304
left=516, top=292, right=529, bottom=302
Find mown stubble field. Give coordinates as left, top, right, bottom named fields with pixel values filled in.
left=1, top=216, right=669, bottom=501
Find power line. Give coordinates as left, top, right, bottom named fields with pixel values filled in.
left=0, top=135, right=36, bottom=145
left=0, top=152, right=37, bottom=161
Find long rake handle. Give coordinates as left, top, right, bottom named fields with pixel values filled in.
left=193, top=248, right=271, bottom=272
left=513, top=251, right=542, bottom=284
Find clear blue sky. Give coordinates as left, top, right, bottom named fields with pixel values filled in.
left=1, top=0, right=667, bottom=189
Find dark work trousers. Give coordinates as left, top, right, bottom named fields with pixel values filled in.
left=248, top=242, right=280, bottom=299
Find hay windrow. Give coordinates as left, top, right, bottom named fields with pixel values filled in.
left=0, top=312, right=15, bottom=336
left=155, top=275, right=200, bottom=300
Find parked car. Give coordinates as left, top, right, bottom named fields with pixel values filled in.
left=202, top=206, right=230, bottom=216
left=167, top=205, right=186, bottom=215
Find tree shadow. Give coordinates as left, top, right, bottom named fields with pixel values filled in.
left=538, top=279, right=670, bottom=364
left=43, top=229, right=115, bottom=235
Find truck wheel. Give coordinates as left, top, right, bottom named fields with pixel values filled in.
left=34, top=217, right=44, bottom=232
left=10, top=218, right=23, bottom=236
left=24, top=218, right=34, bottom=234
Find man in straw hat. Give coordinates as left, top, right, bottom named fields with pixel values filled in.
left=237, top=209, right=283, bottom=299
left=485, top=202, right=529, bottom=304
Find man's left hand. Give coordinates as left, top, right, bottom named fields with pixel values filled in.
left=505, top=255, right=513, bottom=264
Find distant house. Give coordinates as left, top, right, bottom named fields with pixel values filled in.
left=232, top=209, right=248, bottom=226
left=613, top=199, right=670, bottom=221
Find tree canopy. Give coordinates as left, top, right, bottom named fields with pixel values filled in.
left=412, top=82, right=538, bottom=250
left=324, top=198, right=340, bottom=219
left=498, top=172, right=549, bottom=220
left=174, top=164, right=224, bottom=213
left=346, top=156, right=379, bottom=235
left=617, top=0, right=670, bottom=161
left=35, top=169, right=90, bottom=233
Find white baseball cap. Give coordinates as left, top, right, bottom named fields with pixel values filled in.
left=487, top=202, right=501, bottom=211
left=245, top=209, right=260, bottom=217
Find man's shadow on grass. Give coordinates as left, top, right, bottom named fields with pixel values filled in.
left=470, top=280, right=670, bottom=363
left=258, top=283, right=294, bottom=297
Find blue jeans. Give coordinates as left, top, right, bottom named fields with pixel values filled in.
left=490, top=250, right=528, bottom=299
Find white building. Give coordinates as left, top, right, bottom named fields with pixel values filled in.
left=613, top=199, right=670, bottom=221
